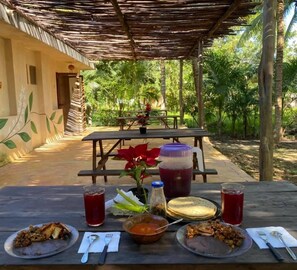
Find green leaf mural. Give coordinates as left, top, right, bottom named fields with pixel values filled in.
left=24, top=106, right=29, bottom=123
left=30, top=121, right=38, bottom=134
left=57, top=115, right=63, bottom=124
left=1, top=91, right=64, bottom=150
left=4, top=140, right=17, bottom=149
left=18, top=132, right=31, bottom=142
left=50, top=111, right=56, bottom=121
left=29, top=92, right=33, bottom=111
left=46, top=117, right=51, bottom=133
left=0, top=119, right=8, bottom=130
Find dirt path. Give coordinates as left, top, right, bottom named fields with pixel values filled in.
left=210, top=138, right=297, bottom=185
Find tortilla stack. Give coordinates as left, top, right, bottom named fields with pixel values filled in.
left=167, top=196, right=217, bottom=220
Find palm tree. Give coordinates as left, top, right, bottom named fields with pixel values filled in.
left=258, top=0, right=276, bottom=181
left=239, top=0, right=297, bottom=144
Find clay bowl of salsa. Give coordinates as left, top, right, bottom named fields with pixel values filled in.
left=123, top=213, right=169, bottom=244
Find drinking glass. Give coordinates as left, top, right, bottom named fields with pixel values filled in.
left=221, top=183, right=244, bottom=226
left=83, top=184, right=105, bottom=227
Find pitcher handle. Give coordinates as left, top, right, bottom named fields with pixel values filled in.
left=192, top=147, right=204, bottom=172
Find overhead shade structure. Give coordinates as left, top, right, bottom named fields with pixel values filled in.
left=1, top=0, right=259, bottom=61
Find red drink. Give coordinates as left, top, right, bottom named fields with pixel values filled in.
left=221, top=187, right=244, bottom=226
left=159, top=167, right=192, bottom=199
left=83, top=186, right=105, bottom=227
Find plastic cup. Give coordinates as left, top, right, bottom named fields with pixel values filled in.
left=221, top=183, right=244, bottom=226
left=83, top=185, right=105, bottom=227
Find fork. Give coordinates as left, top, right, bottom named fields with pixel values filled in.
left=257, top=231, right=284, bottom=262
left=98, top=233, right=113, bottom=265
left=271, top=231, right=297, bottom=260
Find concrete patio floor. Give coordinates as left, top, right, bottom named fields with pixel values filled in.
left=0, top=127, right=256, bottom=188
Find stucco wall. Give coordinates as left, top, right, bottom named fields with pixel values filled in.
left=0, top=37, right=67, bottom=161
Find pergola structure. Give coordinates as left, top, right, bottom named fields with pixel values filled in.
left=1, top=0, right=259, bottom=61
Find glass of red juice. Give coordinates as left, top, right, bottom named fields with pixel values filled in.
left=221, top=183, right=244, bottom=226
left=83, top=185, right=105, bottom=227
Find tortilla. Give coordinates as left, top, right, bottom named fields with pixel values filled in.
left=167, top=197, right=217, bottom=220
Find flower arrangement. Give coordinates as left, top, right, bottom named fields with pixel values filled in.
left=115, top=143, right=160, bottom=195
left=137, top=103, right=151, bottom=127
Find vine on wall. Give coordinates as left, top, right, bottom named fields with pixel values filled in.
left=0, top=92, right=63, bottom=149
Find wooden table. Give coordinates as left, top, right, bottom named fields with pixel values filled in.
left=1, top=181, right=297, bottom=269
left=77, top=128, right=218, bottom=183
left=117, top=115, right=179, bottom=130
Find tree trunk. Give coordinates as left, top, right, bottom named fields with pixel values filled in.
left=179, top=60, right=184, bottom=125
left=197, top=40, right=205, bottom=128
left=160, top=60, right=166, bottom=111
left=258, top=0, right=276, bottom=181
left=274, top=0, right=285, bottom=144
left=192, top=57, right=199, bottom=126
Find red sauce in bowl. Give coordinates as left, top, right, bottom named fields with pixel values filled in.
left=130, top=223, right=160, bottom=234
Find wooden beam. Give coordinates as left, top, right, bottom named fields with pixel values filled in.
left=188, top=0, right=243, bottom=57
left=109, top=0, right=137, bottom=60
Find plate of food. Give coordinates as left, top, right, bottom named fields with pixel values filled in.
left=176, top=220, right=252, bottom=258
left=4, top=222, right=79, bottom=259
left=166, top=196, right=221, bottom=222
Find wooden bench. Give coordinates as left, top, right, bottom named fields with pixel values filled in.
left=78, top=168, right=218, bottom=183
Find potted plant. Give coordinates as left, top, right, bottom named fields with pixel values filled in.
left=137, top=103, right=151, bottom=134
left=115, top=143, right=160, bottom=203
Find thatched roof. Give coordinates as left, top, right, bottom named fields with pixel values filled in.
left=1, top=0, right=259, bottom=61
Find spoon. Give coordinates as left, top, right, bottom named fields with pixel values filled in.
left=81, top=234, right=99, bottom=263
left=155, top=218, right=183, bottom=232
left=271, top=231, right=297, bottom=260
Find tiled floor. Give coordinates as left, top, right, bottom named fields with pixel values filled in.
left=0, top=127, right=256, bottom=188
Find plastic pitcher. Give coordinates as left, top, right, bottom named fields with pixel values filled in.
left=158, top=143, right=194, bottom=199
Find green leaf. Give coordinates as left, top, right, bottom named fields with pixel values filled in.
left=57, top=115, right=63, bottom=124
left=4, top=140, right=17, bottom=149
left=29, top=92, right=33, bottom=111
left=46, top=117, right=51, bottom=133
left=24, top=106, right=29, bottom=123
left=54, top=125, right=58, bottom=134
left=17, top=132, right=31, bottom=142
left=0, top=119, right=8, bottom=130
left=50, top=112, right=56, bottom=120
left=30, top=121, right=38, bottom=134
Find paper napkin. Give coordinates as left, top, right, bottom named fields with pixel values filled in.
left=77, top=232, right=121, bottom=253
left=246, top=227, right=297, bottom=249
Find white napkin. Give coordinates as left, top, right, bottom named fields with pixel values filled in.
left=77, top=232, right=121, bottom=253
left=246, top=227, right=297, bottom=249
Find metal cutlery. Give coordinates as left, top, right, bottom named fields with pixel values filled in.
left=271, top=231, right=297, bottom=260
left=257, top=231, right=284, bottom=262
left=98, top=233, right=113, bottom=265
left=81, top=234, right=99, bottom=264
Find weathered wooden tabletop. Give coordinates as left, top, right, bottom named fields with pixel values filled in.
left=81, top=128, right=211, bottom=141
left=1, top=181, right=297, bottom=269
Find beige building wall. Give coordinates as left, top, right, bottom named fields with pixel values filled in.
left=0, top=32, right=92, bottom=162
left=0, top=37, right=62, bottom=160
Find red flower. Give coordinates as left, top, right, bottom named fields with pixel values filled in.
left=116, top=143, right=160, bottom=190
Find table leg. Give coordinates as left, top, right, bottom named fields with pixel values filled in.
left=194, top=137, right=207, bottom=183
left=98, top=140, right=108, bottom=183
left=92, top=140, right=97, bottom=184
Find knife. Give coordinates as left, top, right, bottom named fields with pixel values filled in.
left=257, top=231, right=284, bottom=262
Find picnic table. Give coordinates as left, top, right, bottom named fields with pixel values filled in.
left=77, top=128, right=218, bottom=183
left=117, top=115, right=179, bottom=130
left=1, top=181, right=297, bottom=269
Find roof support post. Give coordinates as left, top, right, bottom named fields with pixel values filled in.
left=197, top=39, right=205, bottom=129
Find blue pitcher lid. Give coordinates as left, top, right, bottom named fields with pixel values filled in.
left=160, top=143, right=192, bottom=157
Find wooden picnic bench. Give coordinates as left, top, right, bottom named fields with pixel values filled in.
left=77, top=128, right=218, bottom=183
